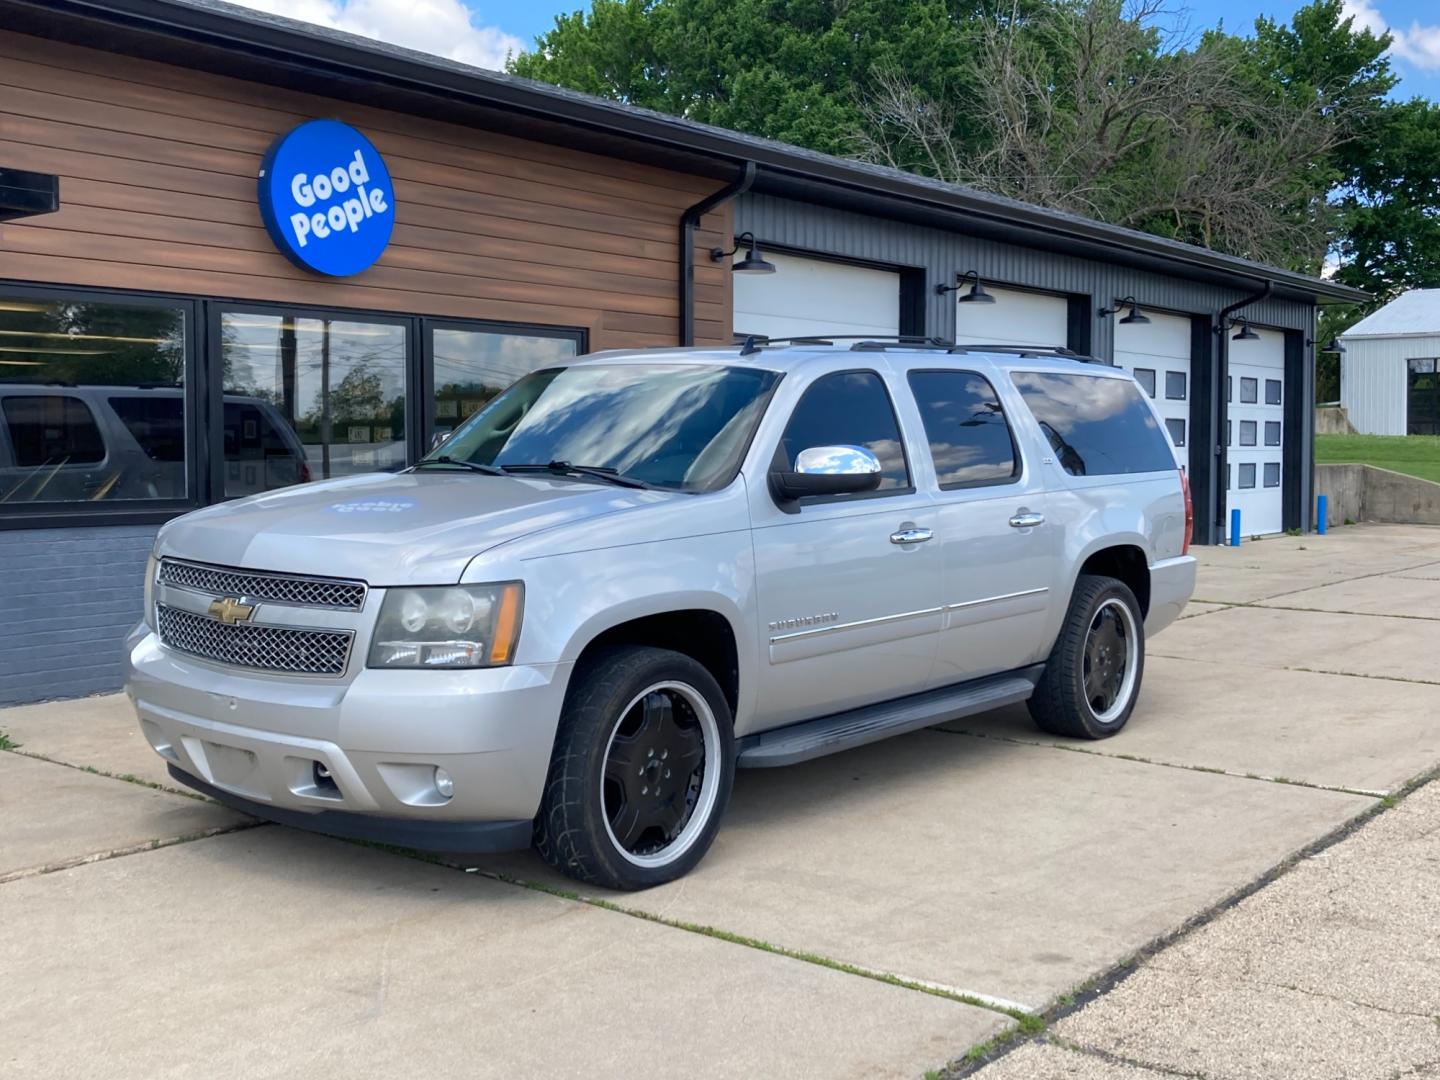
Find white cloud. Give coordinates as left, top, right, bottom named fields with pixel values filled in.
left=230, top=0, right=526, bottom=70
left=1342, top=0, right=1440, bottom=71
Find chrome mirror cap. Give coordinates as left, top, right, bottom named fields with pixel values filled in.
left=794, top=444, right=882, bottom=476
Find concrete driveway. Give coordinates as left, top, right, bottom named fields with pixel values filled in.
left=4, top=524, right=1439, bottom=1079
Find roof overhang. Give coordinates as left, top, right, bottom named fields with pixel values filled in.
left=0, top=0, right=1366, bottom=307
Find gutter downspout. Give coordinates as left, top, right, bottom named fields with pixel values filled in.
left=1214, top=281, right=1274, bottom=537
left=679, top=162, right=755, bottom=346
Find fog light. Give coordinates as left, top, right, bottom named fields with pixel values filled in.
left=434, top=767, right=454, bottom=799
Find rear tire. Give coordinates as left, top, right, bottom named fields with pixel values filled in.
left=1029, top=574, right=1144, bottom=739
left=534, top=645, right=735, bottom=890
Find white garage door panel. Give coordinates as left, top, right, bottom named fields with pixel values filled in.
left=1228, top=334, right=1286, bottom=537
left=1114, top=311, right=1192, bottom=467
left=952, top=286, right=1068, bottom=348
left=734, top=252, right=900, bottom=339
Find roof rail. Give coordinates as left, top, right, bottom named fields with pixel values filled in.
left=944, top=344, right=1110, bottom=365
left=734, top=333, right=948, bottom=356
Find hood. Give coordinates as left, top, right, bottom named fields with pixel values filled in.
left=156, top=471, right=678, bottom=585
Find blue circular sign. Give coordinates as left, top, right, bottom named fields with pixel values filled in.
left=258, top=120, right=395, bottom=277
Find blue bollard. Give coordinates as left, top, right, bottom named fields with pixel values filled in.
left=1317, top=494, right=1328, bottom=535
left=1230, top=508, right=1242, bottom=547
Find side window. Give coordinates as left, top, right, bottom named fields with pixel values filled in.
left=907, top=370, right=1019, bottom=489
left=109, top=396, right=184, bottom=463
left=1010, top=371, right=1176, bottom=476
left=780, top=371, right=909, bottom=492
left=2, top=395, right=105, bottom=467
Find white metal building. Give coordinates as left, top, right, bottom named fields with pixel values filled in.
left=1340, top=289, right=1440, bottom=436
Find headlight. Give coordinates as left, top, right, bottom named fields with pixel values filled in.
left=368, top=583, right=523, bottom=669
left=143, top=554, right=159, bottom=632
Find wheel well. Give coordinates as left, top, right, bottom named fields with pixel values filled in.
left=1078, top=546, right=1150, bottom=616
left=577, top=610, right=739, bottom=715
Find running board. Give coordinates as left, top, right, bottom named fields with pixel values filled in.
left=735, top=668, right=1041, bottom=769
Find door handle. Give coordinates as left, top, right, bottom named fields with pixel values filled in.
left=890, top=527, right=933, bottom=545
left=1008, top=512, right=1045, bottom=529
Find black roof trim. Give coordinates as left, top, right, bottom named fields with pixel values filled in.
left=4, top=0, right=1366, bottom=305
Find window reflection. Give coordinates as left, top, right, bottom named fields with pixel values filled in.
left=0, top=295, right=186, bottom=503
left=220, top=313, right=406, bottom=496
left=431, top=326, right=579, bottom=442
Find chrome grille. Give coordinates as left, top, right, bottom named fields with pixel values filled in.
left=159, top=559, right=366, bottom=610
left=157, top=604, right=353, bottom=677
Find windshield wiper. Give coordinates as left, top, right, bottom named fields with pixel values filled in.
left=501, top=460, right=655, bottom=490
left=411, top=456, right=505, bottom=476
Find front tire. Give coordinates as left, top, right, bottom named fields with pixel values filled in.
left=534, top=645, right=735, bottom=890
left=1029, top=574, right=1144, bottom=739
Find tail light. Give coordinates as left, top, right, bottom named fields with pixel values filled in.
left=1179, top=468, right=1193, bottom=556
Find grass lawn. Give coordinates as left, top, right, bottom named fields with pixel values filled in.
left=1315, top=433, right=1440, bottom=484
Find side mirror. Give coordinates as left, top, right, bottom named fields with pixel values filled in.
left=770, top=444, right=883, bottom=501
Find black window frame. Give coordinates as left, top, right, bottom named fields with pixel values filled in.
left=1265, top=379, right=1282, bottom=406
left=1239, top=420, right=1257, bottom=447
left=1164, top=417, right=1186, bottom=447
left=1164, top=371, right=1187, bottom=401
left=772, top=367, right=914, bottom=505
left=1264, top=420, right=1282, bottom=447
left=1132, top=367, right=1156, bottom=399
left=1, top=280, right=587, bottom=529
left=1263, top=461, right=1281, bottom=488
left=1240, top=377, right=1258, bottom=404
left=1238, top=462, right=1257, bottom=489
left=907, top=367, right=1022, bottom=491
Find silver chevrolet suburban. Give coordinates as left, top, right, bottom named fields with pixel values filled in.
left=126, top=338, right=1196, bottom=890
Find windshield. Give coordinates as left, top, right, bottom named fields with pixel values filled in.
left=424, top=363, right=782, bottom=492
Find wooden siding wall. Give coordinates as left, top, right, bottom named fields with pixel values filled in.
left=0, top=30, right=732, bottom=348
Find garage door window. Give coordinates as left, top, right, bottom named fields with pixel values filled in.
left=1165, top=418, right=1185, bottom=447
left=1240, top=377, right=1258, bottom=404
left=1265, top=421, right=1282, bottom=446
left=1010, top=371, right=1175, bottom=476
left=1264, top=462, right=1281, bottom=487
left=1133, top=368, right=1156, bottom=398
left=1165, top=372, right=1186, bottom=400
left=780, top=371, right=910, bottom=492
left=907, top=370, right=1018, bottom=488
left=1238, top=463, right=1256, bottom=488
left=1239, top=420, right=1257, bottom=446
left=1266, top=379, right=1282, bottom=405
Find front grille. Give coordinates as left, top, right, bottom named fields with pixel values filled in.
left=159, top=559, right=366, bottom=610
left=157, top=604, right=353, bottom=677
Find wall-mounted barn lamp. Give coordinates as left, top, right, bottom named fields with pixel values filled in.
left=935, top=270, right=995, bottom=303
left=1099, top=296, right=1150, bottom=325
left=710, top=232, right=776, bottom=274
left=1308, top=337, right=1346, bottom=354
left=1229, top=317, right=1261, bottom=341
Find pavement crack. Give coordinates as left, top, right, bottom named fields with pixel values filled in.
left=932, top=727, right=1385, bottom=799
left=479, top=867, right=1040, bottom=1022
left=0, top=820, right=264, bottom=885
left=1147, top=652, right=1440, bottom=689
left=1195, top=557, right=1440, bottom=605
left=1041, top=1036, right=1207, bottom=1078
left=3, top=746, right=211, bottom=802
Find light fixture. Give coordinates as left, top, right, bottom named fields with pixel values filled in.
left=935, top=270, right=996, bottom=304
left=710, top=231, right=776, bottom=274
left=1314, top=337, right=1346, bottom=354
left=1099, top=296, right=1150, bottom=325
left=1231, top=318, right=1261, bottom=341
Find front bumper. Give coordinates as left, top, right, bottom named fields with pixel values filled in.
left=167, top=765, right=532, bottom=852
left=126, top=626, right=571, bottom=830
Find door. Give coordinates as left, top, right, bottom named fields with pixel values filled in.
left=902, top=367, right=1059, bottom=685
left=1113, top=311, right=1192, bottom=465
left=1228, top=333, right=1286, bottom=536
left=747, top=369, right=940, bottom=729
left=733, top=252, right=901, bottom=340
left=952, top=286, right=1069, bottom=348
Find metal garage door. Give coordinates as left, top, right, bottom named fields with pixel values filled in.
left=952, top=286, right=1068, bottom=348
left=1228, top=333, right=1286, bottom=536
left=1113, top=311, right=1191, bottom=466
left=733, top=252, right=900, bottom=339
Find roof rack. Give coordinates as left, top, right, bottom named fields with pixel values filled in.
left=943, top=344, right=1110, bottom=365
left=735, top=333, right=948, bottom=356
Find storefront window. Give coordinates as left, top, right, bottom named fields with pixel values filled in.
left=430, top=324, right=581, bottom=442
left=219, top=311, right=407, bottom=497
left=0, top=294, right=186, bottom=503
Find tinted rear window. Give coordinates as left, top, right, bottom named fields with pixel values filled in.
left=109, top=396, right=184, bottom=462
left=1010, top=372, right=1175, bottom=476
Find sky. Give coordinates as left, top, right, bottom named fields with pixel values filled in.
left=229, top=0, right=1440, bottom=98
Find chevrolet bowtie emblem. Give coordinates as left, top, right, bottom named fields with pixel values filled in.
left=208, top=596, right=256, bottom=625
